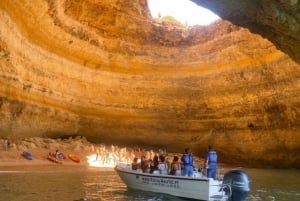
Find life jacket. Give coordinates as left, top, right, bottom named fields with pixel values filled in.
left=207, top=151, right=217, bottom=164
left=182, top=154, right=193, bottom=165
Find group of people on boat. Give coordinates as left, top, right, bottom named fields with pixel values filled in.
left=132, top=151, right=173, bottom=175
left=131, top=145, right=218, bottom=179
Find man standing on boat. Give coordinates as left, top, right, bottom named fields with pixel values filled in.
left=206, top=145, right=218, bottom=179
left=181, top=148, right=194, bottom=176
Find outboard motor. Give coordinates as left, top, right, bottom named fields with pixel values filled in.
left=223, top=169, right=250, bottom=201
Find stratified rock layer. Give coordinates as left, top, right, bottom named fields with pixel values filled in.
left=0, top=0, right=299, bottom=168
left=192, top=0, right=300, bottom=64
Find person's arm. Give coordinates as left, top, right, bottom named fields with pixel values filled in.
left=191, top=155, right=195, bottom=167
left=206, top=152, right=209, bottom=168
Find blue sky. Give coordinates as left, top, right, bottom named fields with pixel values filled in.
left=148, top=0, right=220, bottom=26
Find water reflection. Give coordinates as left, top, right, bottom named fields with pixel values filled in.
left=82, top=170, right=187, bottom=201
left=246, top=168, right=300, bottom=201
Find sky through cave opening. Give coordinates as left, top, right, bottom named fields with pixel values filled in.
left=147, top=0, right=220, bottom=26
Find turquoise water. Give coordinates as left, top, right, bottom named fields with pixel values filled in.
left=0, top=166, right=299, bottom=201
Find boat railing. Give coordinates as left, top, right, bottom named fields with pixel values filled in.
left=117, top=162, right=228, bottom=181
left=196, top=162, right=226, bottom=180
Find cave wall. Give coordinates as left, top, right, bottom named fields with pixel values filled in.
left=0, top=0, right=299, bottom=168
left=192, top=0, right=300, bottom=64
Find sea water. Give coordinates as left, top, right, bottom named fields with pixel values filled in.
left=0, top=166, right=299, bottom=201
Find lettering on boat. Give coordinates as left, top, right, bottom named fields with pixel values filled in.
left=139, top=176, right=180, bottom=188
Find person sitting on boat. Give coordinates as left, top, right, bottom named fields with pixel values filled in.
left=150, top=154, right=159, bottom=173
left=170, top=155, right=181, bottom=176
left=206, top=145, right=218, bottom=179
left=131, top=157, right=141, bottom=170
left=158, top=155, right=168, bottom=175
left=141, top=155, right=150, bottom=173
left=181, top=148, right=194, bottom=177
left=134, top=148, right=141, bottom=159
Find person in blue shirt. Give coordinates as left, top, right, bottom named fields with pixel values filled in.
left=181, top=148, right=194, bottom=176
left=206, top=145, right=218, bottom=179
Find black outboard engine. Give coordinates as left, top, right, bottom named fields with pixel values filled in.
left=223, top=169, right=250, bottom=201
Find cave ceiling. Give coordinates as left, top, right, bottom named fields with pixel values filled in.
left=192, top=0, right=300, bottom=64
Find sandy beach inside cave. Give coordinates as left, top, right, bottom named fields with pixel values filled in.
left=0, top=137, right=100, bottom=171
left=0, top=136, right=207, bottom=172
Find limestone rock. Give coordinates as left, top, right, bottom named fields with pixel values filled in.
left=192, top=0, right=300, bottom=64
left=0, top=0, right=299, bottom=168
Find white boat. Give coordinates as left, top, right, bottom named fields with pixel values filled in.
left=115, top=162, right=250, bottom=201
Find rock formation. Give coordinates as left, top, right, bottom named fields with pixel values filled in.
left=192, top=0, right=300, bottom=64
left=0, top=0, right=299, bottom=168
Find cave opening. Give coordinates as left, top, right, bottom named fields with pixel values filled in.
left=147, top=0, right=220, bottom=26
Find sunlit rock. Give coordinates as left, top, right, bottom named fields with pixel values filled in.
left=0, top=0, right=299, bottom=168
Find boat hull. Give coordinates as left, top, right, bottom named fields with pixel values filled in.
left=68, top=154, right=81, bottom=163
left=115, top=163, right=227, bottom=201
left=47, top=155, right=63, bottom=164
left=22, top=151, right=33, bottom=160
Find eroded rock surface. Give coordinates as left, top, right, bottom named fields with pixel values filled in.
left=0, top=0, right=299, bottom=168
left=192, top=0, right=300, bottom=64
